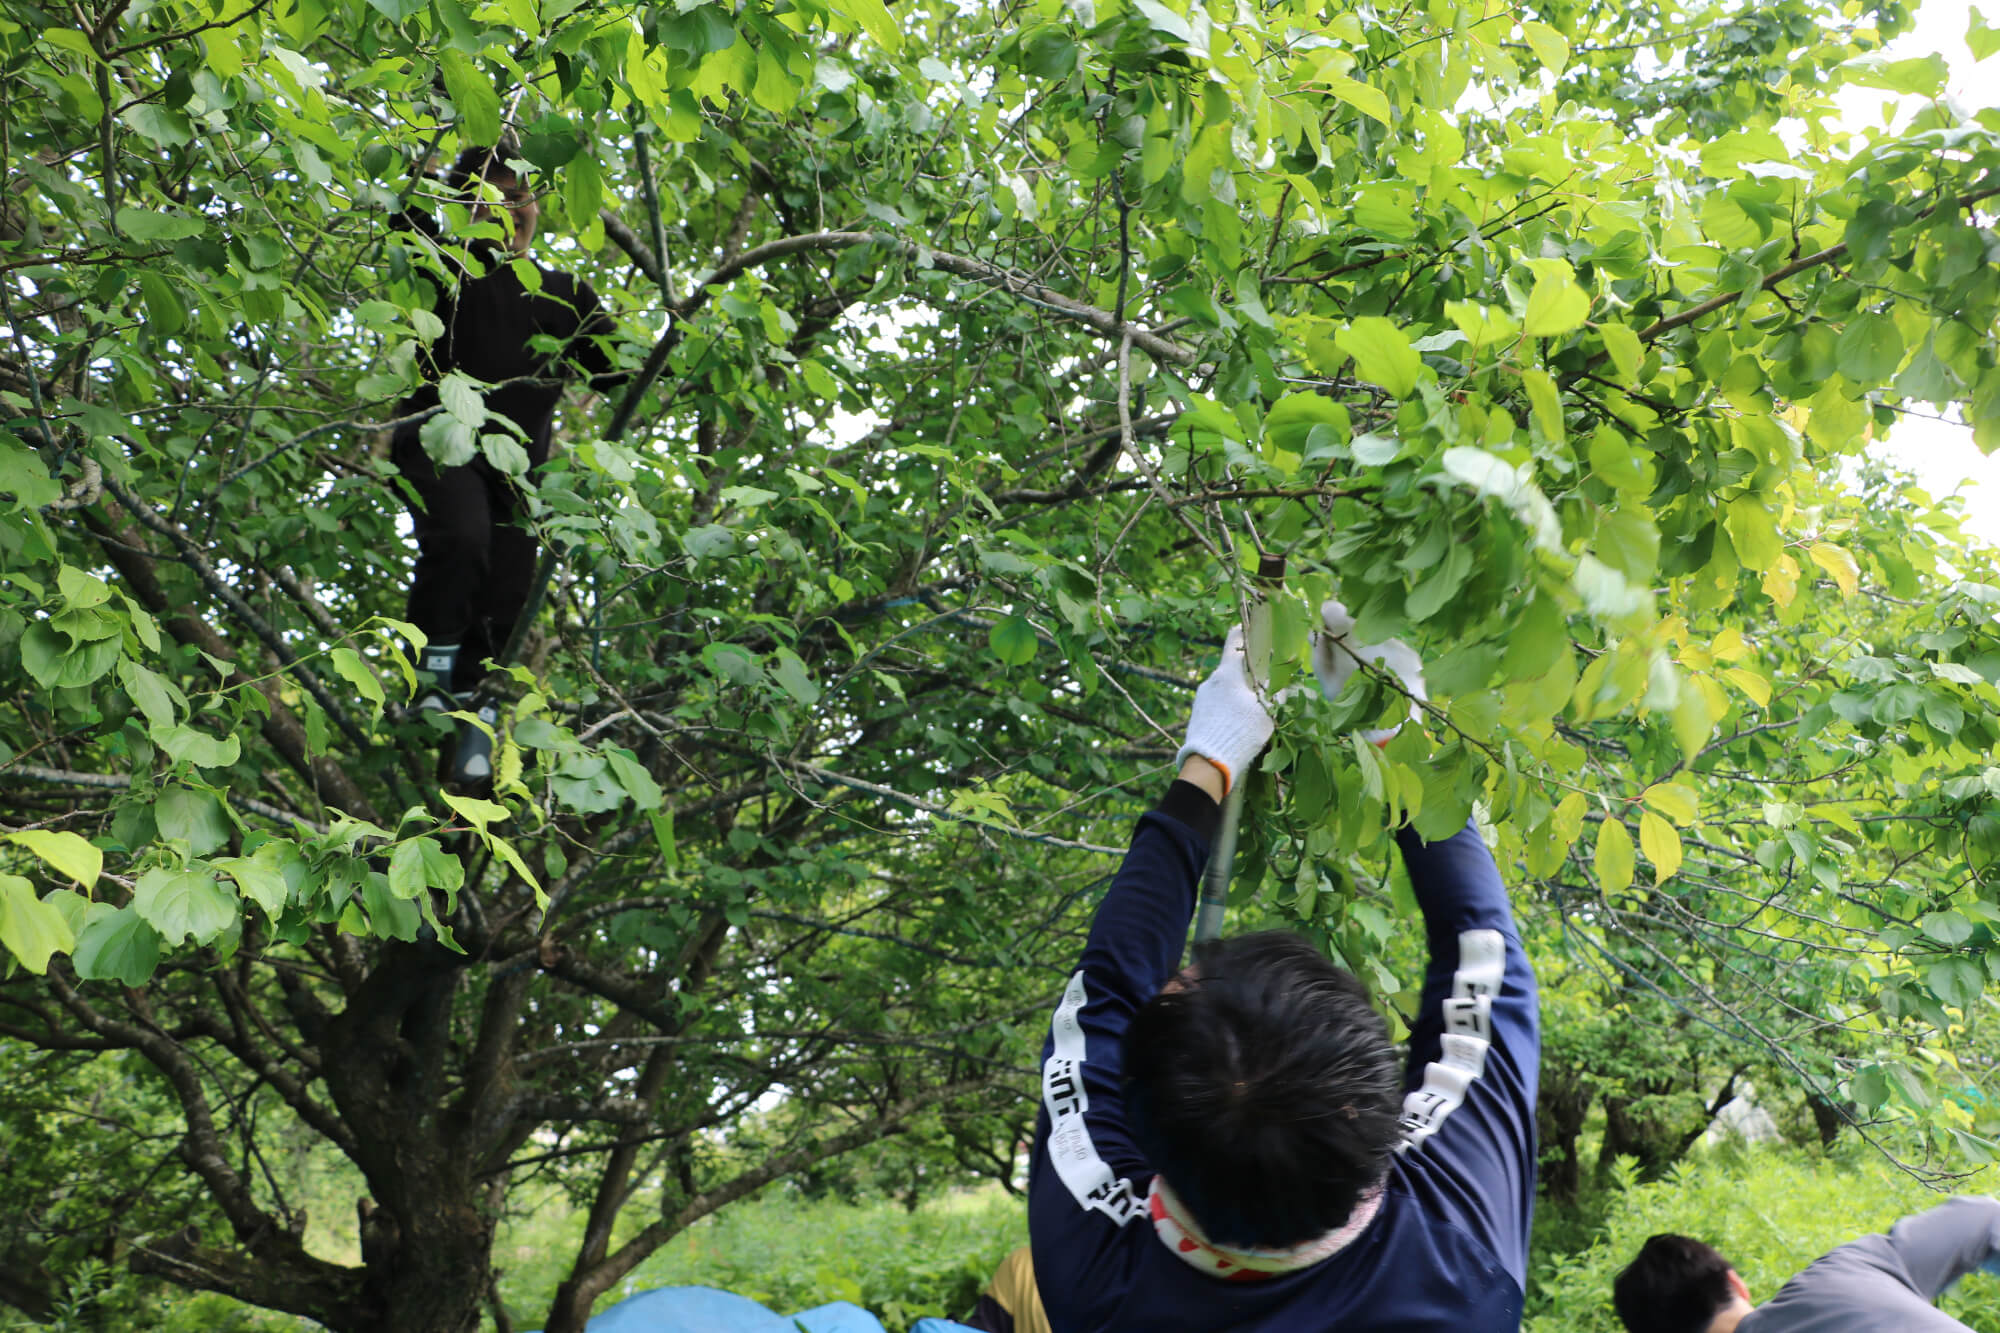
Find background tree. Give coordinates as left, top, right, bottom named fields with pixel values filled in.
left=3, top=0, right=2000, bottom=1326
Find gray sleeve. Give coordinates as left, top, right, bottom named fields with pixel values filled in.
left=1885, top=1196, right=2000, bottom=1300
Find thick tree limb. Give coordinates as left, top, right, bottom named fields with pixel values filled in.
left=0, top=764, right=327, bottom=831
left=681, top=231, right=1198, bottom=364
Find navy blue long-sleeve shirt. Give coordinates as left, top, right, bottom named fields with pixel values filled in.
left=1028, top=783, right=1538, bottom=1331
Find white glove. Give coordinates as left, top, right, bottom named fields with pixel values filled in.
left=1176, top=626, right=1274, bottom=795
left=1312, top=599, right=1426, bottom=745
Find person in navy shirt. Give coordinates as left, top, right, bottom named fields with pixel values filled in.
left=1027, top=602, right=1539, bottom=1330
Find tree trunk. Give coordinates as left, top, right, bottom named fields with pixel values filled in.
left=1807, top=1093, right=1848, bottom=1148
left=317, top=942, right=498, bottom=1333
left=544, top=1278, right=597, bottom=1333
left=1536, top=1076, right=1594, bottom=1204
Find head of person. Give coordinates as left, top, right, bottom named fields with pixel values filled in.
left=1122, top=931, right=1403, bottom=1249
left=1613, top=1234, right=1755, bottom=1333
left=447, top=134, right=537, bottom=255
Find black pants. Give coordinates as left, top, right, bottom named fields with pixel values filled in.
left=391, top=426, right=540, bottom=693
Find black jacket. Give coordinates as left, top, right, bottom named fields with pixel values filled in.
left=392, top=215, right=620, bottom=462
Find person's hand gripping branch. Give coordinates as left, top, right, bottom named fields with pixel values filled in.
left=1310, top=599, right=1428, bottom=746
left=1174, top=625, right=1276, bottom=798
left=1176, top=597, right=1431, bottom=794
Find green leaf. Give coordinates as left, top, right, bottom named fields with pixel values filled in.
left=833, top=0, right=902, bottom=53
left=1724, top=497, right=1783, bottom=572
left=5, top=830, right=102, bottom=888
left=442, top=792, right=510, bottom=829
left=137, top=271, right=187, bottom=335
left=1672, top=684, right=1714, bottom=761
left=1851, top=1065, right=1890, bottom=1111
left=132, top=866, right=237, bottom=945
left=60, top=569, right=115, bottom=609
left=329, top=647, right=386, bottom=710
left=122, top=104, right=194, bottom=147
left=1322, top=74, right=1392, bottom=126
left=362, top=870, right=422, bottom=941
left=1887, top=1062, right=1931, bottom=1109
left=1641, top=783, right=1700, bottom=825
left=1843, top=53, right=1947, bottom=96
left=1334, top=317, right=1421, bottom=398
left=988, top=615, right=1038, bottom=666
left=1930, top=958, right=1983, bottom=1011
left=1521, top=368, right=1563, bottom=442
left=481, top=434, right=531, bottom=477
left=213, top=847, right=293, bottom=920
left=19, top=624, right=70, bottom=688
left=1596, top=508, right=1659, bottom=582
left=0, top=874, right=76, bottom=973
left=656, top=6, right=738, bottom=56
left=0, top=437, right=61, bottom=508
left=1519, top=20, right=1570, bottom=75
left=649, top=809, right=679, bottom=868
left=1595, top=816, right=1635, bottom=892
left=117, top=208, right=205, bottom=241
left=770, top=649, right=821, bottom=705
left=387, top=838, right=432, bottom=900
left=1522, top=262, right=1590, bottom=337
left=72, top=906, right=159, bottom=985
left=1922, top=910, right=1973, bottom=947
left=118, top=658, right=182, bottom=730
left=156, top=724, right=242, bottom=770
left=1601, top=323, right=1642, bottom=383
left=1129, top=0, right=1191, bottom=41
left=753, top=44, right=798, bottom=114
left=565, top=152, right=603, bottom=225
left=1638, top=810, right=1682, bottom=884
left=1834, top=312, right=1905, bottom=383
left=1972, top=7, right=2000, bottom=61
left=484, top=833, right=545, bottom=908
left=1587, top=426, right=1647, bottom=493
left=154, top=787, right=231, bottom=856
left=605, top=748, right=665, bottom=808
left=438, top=372, right=488, bottom=426
left=438, top=50, right=501, bottom=144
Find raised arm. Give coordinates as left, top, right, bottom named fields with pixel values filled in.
left=1311, top=598, right=1539, bottom=1282
left=1393, top=818, right=1539, bottom=1284
left=1029, top=634, right=1270, bottom=1322
left=1882, top=1196, right=2000, bottom=1300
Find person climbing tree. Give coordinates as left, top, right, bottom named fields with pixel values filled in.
left=1028, top=601, right=1538, bottom=1329
left=389, top=132, right=624, bottom=784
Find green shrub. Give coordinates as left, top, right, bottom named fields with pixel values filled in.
left=1529, top=1147, right=2000, bottom=1330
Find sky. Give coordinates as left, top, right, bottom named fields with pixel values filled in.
left=1840, top=0, right=2000, bottom=545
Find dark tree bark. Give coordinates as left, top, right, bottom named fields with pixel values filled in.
left=1536, top=1073, right=1594, bottom=1205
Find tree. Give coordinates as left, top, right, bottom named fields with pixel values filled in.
left=3, top=0, right=2000, bottom=1324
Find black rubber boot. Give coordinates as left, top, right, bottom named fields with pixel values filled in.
left=410, top=641, right=461, bottom=717
left=449, top=696, right=501, bottom=786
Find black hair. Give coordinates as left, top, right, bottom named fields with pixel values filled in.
left=445, top=131, right=522, bottom=195
left=1613, top=1234, right=1737, bottom=1333
left=1122, top=930, right=1402, bottom=1249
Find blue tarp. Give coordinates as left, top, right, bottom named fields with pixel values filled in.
left=527, top=1284, right=978, bottom=1333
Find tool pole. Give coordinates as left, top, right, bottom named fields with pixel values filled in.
left=1193, top=552, right=1285, bottom=943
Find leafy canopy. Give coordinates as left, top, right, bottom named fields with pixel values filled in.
left=2, top=0, right=2000, bottom=1322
